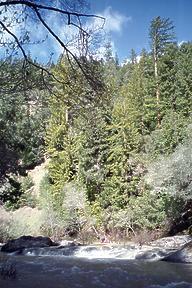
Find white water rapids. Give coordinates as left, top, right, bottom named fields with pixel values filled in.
left=74, top=245, right=174, bottom=262
left=0, top=244, right=192, bottom=288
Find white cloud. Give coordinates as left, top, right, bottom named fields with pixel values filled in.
left=100, top=6, right=132, bottom=33
left=178, top=40, right=186, bottom=47
left=81, top=7, right=132, bottom=60
left=87, top=6, right=131, bottom=35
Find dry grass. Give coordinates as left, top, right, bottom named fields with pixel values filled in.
left=0, top=206, right=43, bottom=241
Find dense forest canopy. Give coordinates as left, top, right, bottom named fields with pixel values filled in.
left=0, top=1, right=192, bottom=241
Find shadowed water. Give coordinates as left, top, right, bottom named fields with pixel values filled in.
left=0, top=245, right=192, bottom=288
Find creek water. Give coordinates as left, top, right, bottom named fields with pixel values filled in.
left=0, top=245, right=192, bottom=288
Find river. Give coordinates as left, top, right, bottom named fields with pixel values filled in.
left=0, top=245, right=192, bottom=288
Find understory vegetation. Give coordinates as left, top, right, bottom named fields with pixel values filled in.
left=0, top=16, right=192, bottom=242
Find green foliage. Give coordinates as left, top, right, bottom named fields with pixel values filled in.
left=91, top=190, right=167, bottom=232
left=149, top=16, right=175, bottom=127
left=128, top=191, right=167, bottom=229
left=99, top=73, right=144, bottom=209
left=0, top=174, right=36, bottom=209
left=159, top=43, right=178, bottom=113
left=46, top=59, right=80, bottom=202
left=75, top=111, right=109, bottom=202
left=43, top=40, right=192, bottom=236
left=1, top=21, right=192, bottom=240
left=0, top=58, right=49, bottom=181
left=38, top=173, right=58, bottom=211
left=20, top=175, right=34, bottom=193
left=17, top=175, right=36, bottom=208
left=145, top=111, right=188, bottom=157
left=108, top=192, right=166, bottom=231
left=149, top=16, right=175, bottom=56
left=175, top=42, right=192, bottom=116
left=0, top=177, right=22, bottom=209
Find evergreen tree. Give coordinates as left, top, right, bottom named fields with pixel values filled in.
left=149, top=16, right=175, bottom=127
left=0, top=58, right=49, bottom=180
left=46, top=55, right=108, bottom=205
left=159, top=43, right=178, bottom=113
left=175, top=42, right=192, bottom=116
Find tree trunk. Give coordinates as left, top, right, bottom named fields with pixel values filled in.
left=154, top=51, right=161, bottom=128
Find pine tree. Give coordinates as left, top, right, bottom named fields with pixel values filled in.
left=0, top=57, right=49, bottom=179
left=46, top=55, right=109, bottom=206
left=175, top=42, right=192, bottom=116
left=158, top=43, right=178, bottom=113
left=149, top=16, right=175, bottom=127
left=46, top=58, right=78, bottom=202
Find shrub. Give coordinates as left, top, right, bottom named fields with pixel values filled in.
left=0, top=206, right=11, bottom=242
left=9, top=207, right=43, bottom=239
left=102, top=191, right=167, bottom=233
left=128, top=191, right=167, bottom=230
left=38, top=174, right=64, bottom=239
left=20, top=175, right=34, bottom=193
left=144, top=140, right=192, bottom=230
left=16, top=175, right=36, bottom=208
left=0, top=205, right=43, bottom=241
left=145, top=142, right=192, bottom=201
left=0, top=177, right=22, bottom=209
left=0, top=175, right=36, bottom=209
left=38, top=176, right=93, bottom=240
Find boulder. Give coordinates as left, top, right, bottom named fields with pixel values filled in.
left=162, top=240, right=192, bottom=263
left=149, top=235, right=192, bottom=249
left=1, top=235, right=58, bottom=253
left=59, top=240, right=81, bottom=247
left=135, top=248, right=172, bottom=261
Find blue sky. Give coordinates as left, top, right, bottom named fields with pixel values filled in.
left=1, top=0, right=192, bottom=63
left=90, top=0, right=192, bottom=62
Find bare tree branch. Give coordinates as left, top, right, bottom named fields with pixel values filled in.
left=0, top=20, right=69, bottom=85
left=33, top=7, right=90, bottom=79
left=0, top=1, right=104, bottom=21
left=0, top=0, right=105, bottom=90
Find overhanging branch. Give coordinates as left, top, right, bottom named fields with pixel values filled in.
left=0, top=1, right=104, bottom=21
left=0, top=20, right=69, bottom=85
left=0, top=0, right=106, bottom=90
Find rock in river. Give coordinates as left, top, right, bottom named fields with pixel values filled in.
left=162, top=240, right=192, bottom=263
left=1, top=235, right=58, bottom=253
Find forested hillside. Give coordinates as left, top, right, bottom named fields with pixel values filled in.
left=1, top=17, right=192, bottom=242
